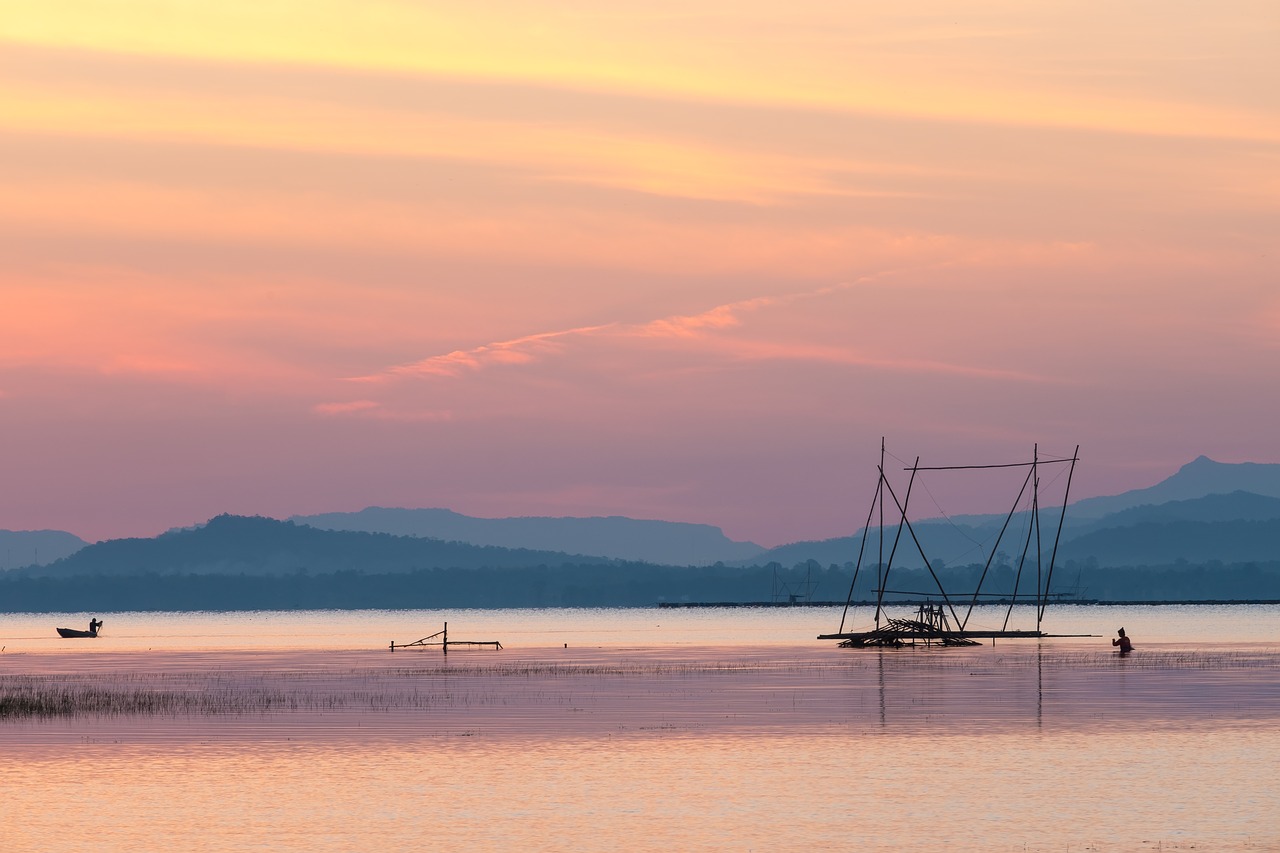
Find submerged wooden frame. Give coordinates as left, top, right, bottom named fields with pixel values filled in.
left=390, top=622, right=503, bottom=653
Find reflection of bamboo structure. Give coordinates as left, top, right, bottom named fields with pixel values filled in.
left=390, top=622, right=503, bottom=654
left=821, top=440, right=1082, bottom=647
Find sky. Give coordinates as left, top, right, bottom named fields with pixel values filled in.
left=1, top=1, right=1277, bottom=547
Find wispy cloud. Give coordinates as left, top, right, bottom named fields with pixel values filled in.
left=313, top=399, right=381, bottom=415
left=366, top=323, right=619, bottom=381
left=351, top=286, right=840, bottom=385
left=346, top=274, right=1052, bottom=389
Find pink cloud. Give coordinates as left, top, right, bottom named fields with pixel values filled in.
left=313, top=399, right=382, bottom=415
left=354, top=284, right=858, bottom=385
left=367, top=323, right=617, bottom=381
left=313, top=399, right=454, bottom=421
left=345, top=271, right=1056, bottom=396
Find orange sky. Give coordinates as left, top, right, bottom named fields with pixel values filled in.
left=1, top=1, right=1277, bottom=546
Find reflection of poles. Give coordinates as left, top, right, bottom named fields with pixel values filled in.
left=1037, top=641, right=1043, bottom=729
left=878, top=648, right=886, bottom=727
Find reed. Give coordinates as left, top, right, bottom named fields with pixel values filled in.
left=3, top=649, right=1276, bottom=720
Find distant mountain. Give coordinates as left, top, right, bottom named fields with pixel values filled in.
left=290, top=507, right=765, bottom=566
left=737, top=510, right=1074, bottom=569
left=9, top=455, right=1278, bottom=591
left=1058, top=518, right=1280, bottom=567
left=23, top=514, right=628, bottom=578
left=1070, top=456, right=1280, bottom=519
left=1070, top=491, right=1280, bottom=534
left=743, top=468, right=1280, bottom=571
left=0, top=529, right=88, bottom=569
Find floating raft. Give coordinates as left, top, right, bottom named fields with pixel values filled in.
left=819, top=618, right=1090, bottom=648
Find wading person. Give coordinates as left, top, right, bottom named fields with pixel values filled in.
left=1112, top=627, right=1133, bottom=655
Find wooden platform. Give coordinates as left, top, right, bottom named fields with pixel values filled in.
left=819, top=628, right=1095, bottom=648
left=819, top=629, right=1048, bottom=641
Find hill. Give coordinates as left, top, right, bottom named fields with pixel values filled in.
left=742, top=460, right=1280, bottom=570
left=0, top=529, right=88, bottom=569
left=291, top=507, right=765, bottom=566
left=22, top=514, right=621, bottom=578
left=1058, top=518, right=1280, bottom=566
left=1070, top=456, right=1280, bottom=519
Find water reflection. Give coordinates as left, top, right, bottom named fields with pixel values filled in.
left=3, top=607, right=1280, bottom=852
left=3, top=643, right=1278, bottom=745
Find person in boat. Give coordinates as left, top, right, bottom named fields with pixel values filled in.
left=1112, top=627, right=1133, bottom=655
left=89, top=618, right=102, bottom=636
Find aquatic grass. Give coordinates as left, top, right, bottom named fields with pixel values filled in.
left=0, top=660, right=769, bottom=721
left=0, top=681, right=279, bottom=719
left=4, top=649, right=1278, bottom=721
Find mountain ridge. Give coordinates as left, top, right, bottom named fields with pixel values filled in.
left=5, top=455, right=1278, bottom=572
left=1069, top=456, right=1280, bottom=519
left=290, top=506, right=765, bottom=566
left=0, top=529, right=89, bottom=569
left=20, top=513, right=626, bottom=578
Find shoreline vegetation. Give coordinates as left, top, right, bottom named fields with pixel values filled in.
left=2, top=559, right=1278, bottom=613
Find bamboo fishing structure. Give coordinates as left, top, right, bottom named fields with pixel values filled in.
left=819, top=440, right=1083, bottom=648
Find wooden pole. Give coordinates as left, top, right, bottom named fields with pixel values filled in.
left=877, top=438, right=884, bottom=629
left=1029, top=445, right=1039, bottom=630
left=1039, top=445, right=1080, bottom=624
left=874, top=457, right=920, bottom=627
left=879, top=471, right=962, bottom=628
left=834, top=445, right=885, bottom=630
left=960, top=464, right=1033, bottom=629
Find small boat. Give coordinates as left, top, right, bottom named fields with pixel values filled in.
left=56, top=618, right=102, bottom=638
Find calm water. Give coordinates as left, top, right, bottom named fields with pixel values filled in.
left=2, top=605, right=1278, bottom=851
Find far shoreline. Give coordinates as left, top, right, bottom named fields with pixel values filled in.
left=5, top=598, right=1280, bottom=615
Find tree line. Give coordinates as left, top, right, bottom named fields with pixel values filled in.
left=2, top=558, right=1277, bottom=612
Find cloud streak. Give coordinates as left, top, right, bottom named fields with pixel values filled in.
left=347, top=275, right=1052, bottom=394
left=368, top=323, right=620, bottom=381
left=351, top=286, right=841, bottom=385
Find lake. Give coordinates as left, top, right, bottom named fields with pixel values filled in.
left=2, top=604, right=1277, bottom=851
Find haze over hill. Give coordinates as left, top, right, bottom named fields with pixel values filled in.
left=741, top=458, right=1280, bottom=569
left=0, top=530, right=89, bottom=570
left=3, top=456, right=1278, bottom=584
left=5, top=452, right=1280, bottom=609
left=20, top=513, right=615, bottom=579
left=1069, top=456, right=1280, bottom=518
left=290, top=507, right=765, bottom=566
